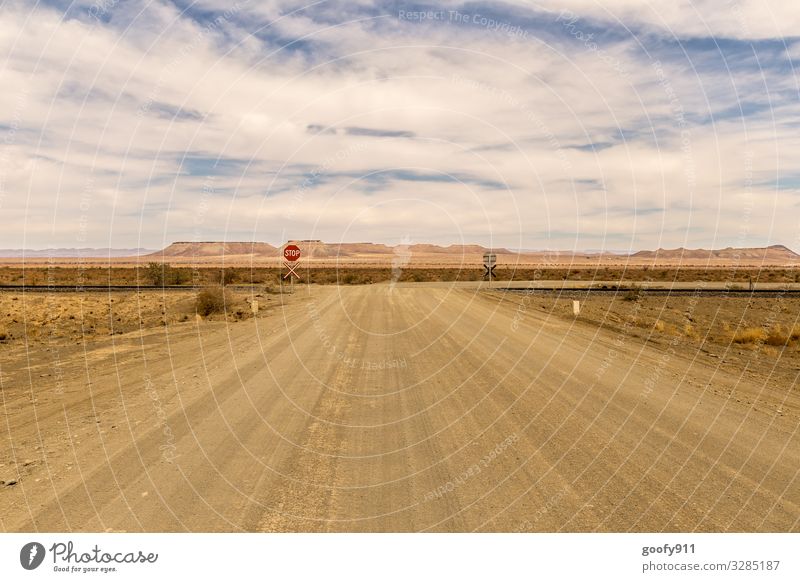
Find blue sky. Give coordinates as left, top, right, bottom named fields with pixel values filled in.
left=1, top=0, right=799, bottom=251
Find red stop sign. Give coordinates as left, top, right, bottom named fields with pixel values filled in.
left=283, top=244, right=301, bottom=261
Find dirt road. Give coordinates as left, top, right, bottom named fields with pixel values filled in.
left=1, top=284, right=798, bottom=531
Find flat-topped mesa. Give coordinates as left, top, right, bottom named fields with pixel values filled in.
left=766, top=244, right=797, bottom=254
left=148, top=241, right=279, bottom=257
left=283, top=240, right=343, bottom=259
left=631, top=246, right=800, bottom=261
left=129, top=240, right=800, bottom=266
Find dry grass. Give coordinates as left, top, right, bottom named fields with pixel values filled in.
left=0, top=288, right=278, bottom=348
left=649, top=319, right=686, bottom=336
left=727, top=325, right=800, bottom=346
left=732, top=327, right=768, bottom=344
left=732, top=324, right=799, bottom=346
left=498, top=292, right=800, bottom=392
left=765, top=325, right=790, bottom=346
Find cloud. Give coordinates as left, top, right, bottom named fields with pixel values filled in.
left=519, top=0, right=800, bottom=41
left=0, top=0, right=798, bottom=251
left=307, top=124, right=416, bottom=138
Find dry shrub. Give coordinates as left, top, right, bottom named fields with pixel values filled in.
left=219, top=269, right=238, bottom=286
left=654, top=320, right=665, bottom=332
left=765, top=325, right=789, bottom=346
left=340, top=272, right=375, bottom=285
left=0, top=327, right=8, bottom=342
left=195, top=286, right=232, bottom=316
left=732, top=327, right=767, bottom=344
left=622, top=285, right=642, bottom=302
left=684, top=324, right=699, bottom=339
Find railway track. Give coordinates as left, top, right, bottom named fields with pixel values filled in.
left=2, top=283, right=799, bottom=297
left=503, top=286, right=800, bottom=297
left=0, top=284, right=267, bottom=293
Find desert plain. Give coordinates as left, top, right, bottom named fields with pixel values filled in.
left=0, top=242, right=798, bottom=532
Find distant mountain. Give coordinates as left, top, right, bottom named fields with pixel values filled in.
left=12, top=241, right=795, bottom=265
left=408, top=244, right=512, bottom=255
left=0, top=248, right=154, bottom=258
left=140, top=241, right=800, bottom=264
left=282, top=241, right=511, bottom=258
left=288, top=241, right=394, bottom=258
left=630, top=245, right=799, bottom=262
left=147, top=241, right=278, bottom=257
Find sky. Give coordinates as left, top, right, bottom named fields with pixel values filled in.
left=1, top=0, right=799, bottom=252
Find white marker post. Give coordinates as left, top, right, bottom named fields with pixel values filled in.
left=573, top=300, right=581, bottom=316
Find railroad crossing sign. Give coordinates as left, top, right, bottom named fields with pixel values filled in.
left=283, top=244, right=301, bottom=281
left=483, top=252, right=497, bottom=282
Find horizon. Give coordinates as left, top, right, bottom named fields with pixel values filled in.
left=2, top=2, right=800, bottom=250
left=1, top=240, right=797, bottom=257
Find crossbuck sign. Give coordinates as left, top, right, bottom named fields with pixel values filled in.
left=483, top=252, right=497, bottom=282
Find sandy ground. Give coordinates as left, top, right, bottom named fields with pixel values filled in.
left=0, top=284, right=798, bottom=532
left=491, top=287, right=800, bottom=395
left=0, top=288, right=283, bottom=345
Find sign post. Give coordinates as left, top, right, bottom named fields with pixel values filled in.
left=283, top=244, right=302, bottom=290
left=483, top=252, right=497, bottom=286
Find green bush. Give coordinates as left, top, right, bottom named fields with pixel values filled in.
left=171, top=268, right=190, bottom=285
left=144, top=262, right=171, bottom=286
left=219, top=269, right=238, bottom=286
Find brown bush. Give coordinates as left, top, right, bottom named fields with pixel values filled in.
left=764, top=325, right=789, bottom=346
left=195, top=286, right=232, bottom=316
left=622, top=285, right=642, bottom=302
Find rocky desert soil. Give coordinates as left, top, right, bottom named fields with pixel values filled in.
left=0, top=283, right=797, bottom=532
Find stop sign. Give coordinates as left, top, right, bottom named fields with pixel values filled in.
left=283, top=244, right=301, bottom=262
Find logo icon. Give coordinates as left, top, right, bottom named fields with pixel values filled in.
left=20, top=542, right=46, bottom=570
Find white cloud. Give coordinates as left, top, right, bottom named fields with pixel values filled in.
left=527, top=0, right=800, bottom=41
left=0, top=0, right=798, bottom=250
